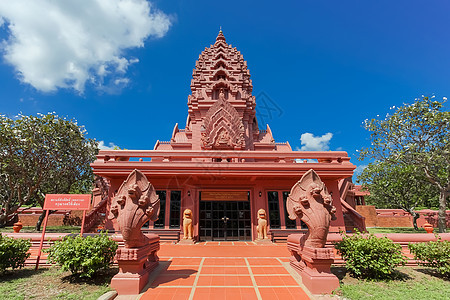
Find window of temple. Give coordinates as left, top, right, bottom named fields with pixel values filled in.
left=169, top=190, right=182, bottom=228
left=153, top=191, right=166, bottom=228
left=267, top=191, right=281, bottom=229
left=282, top=191, right=297, bottom=229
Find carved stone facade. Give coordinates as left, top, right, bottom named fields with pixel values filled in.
left=91, top=31, right=357, bottom=245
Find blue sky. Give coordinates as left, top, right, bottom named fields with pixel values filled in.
left=0, top=0, right=449, bottom=177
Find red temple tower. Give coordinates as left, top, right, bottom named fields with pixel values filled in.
left=90, top=31, right=362, bottom=242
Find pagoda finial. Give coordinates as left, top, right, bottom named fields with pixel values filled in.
left=216, top=28, right=226, bottom=43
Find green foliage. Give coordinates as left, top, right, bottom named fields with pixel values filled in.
left=0, top=235, right=31, bottom=272
left=0, top=113, right=98, bottom=227
left=358, top=96, right=450, bottom=232
left=45, top=233, right=118, bottom=278
left=335, top=231, right=406, bottom=279
left=367, top=227, right=435, bottom=234
left=359, top=162, right=438, bottom=210
left=408, top=238, right=450, bottom=277
left=358, top=162, right=439, bottom=229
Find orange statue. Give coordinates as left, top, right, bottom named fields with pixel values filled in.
left=286, top=169, right=336, bottom=248
left=109, top=169, right=161, bottom=295
left=256, top=208, right=268, bottom=240
left=183, top=209, right=194, bottom=240
left=286, top=169, right=339, bottom=294
left=109, top=169, right=160, bottom=248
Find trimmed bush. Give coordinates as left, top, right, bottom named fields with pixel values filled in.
left=408, top=238, right=450, bottom=277
left=334, top=231, right=406, bottom=279
left=46, top=233, right=118, bottom=278
left=0, top=234, right=31, bottom=272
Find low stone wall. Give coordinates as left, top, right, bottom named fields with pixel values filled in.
left=14, top=207, right=84, bottom=227
left=356, top=206, right=450, bottom=228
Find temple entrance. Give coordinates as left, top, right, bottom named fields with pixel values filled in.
left=199, top=191, right=251, bottom=241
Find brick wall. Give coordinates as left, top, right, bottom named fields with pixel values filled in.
left=356, top=207, right=450, bottom=228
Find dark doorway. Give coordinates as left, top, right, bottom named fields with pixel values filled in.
left=199, top=201, right=251, bottom=241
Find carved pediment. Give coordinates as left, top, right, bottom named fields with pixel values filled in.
left=201, top=90, right=245, bottom=150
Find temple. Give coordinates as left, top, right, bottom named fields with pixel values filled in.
left=90, top=31, right=361, bottom=242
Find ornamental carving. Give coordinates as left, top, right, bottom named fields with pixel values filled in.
left=286, top=169, right=336, bottom=248
left=108, top=169, right=160, bottom=248
left=201, top=89, right=245, bottom=149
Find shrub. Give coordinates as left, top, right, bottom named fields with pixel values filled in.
left=334, top=231, right=406, bottom=279
left=0, top=234, right=31, bottom=272
left=46, top=233, right=118, bottom=278
left=408, top=237, right=450, bottom=277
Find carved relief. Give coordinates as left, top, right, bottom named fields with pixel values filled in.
left=286, top=169, right=336, bottom=248
left=201, top=89, right=245, bottom=150
left=108, top=169, right=160, bottom=248
left=183, top=209, right=194, bottom=240
left=256, top=208, right=268, bottom=240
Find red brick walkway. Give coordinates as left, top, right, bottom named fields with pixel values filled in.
left=136, top=242, right=311, bottom=300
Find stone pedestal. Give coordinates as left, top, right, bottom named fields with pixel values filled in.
left=254, top=238, right=272, bottom=245
left=178, top=238, right=195, bottom=245
left=111, top=234, right=160, bottom=295
left=289, top=245, right=339, bottom=295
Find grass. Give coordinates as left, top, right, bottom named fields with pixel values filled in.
left=0, top=226, right=82, bottom=233
left=0, top=266, right=116, bottom=300
left=333, top=266, right=449, bottom=300
left=367, top=227, right=438, bottom=234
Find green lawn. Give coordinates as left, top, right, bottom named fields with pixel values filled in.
left=0, top=226, right=82, bottom=233
left=0, top=267, right=115, bottom=300
left=334, top=267, right=450, bottom=300
left=367, top=227, right=438, bottom=234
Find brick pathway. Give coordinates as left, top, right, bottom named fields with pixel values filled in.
left=135, top=242, right=311, bottom=300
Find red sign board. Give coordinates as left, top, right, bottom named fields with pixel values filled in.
left=43, top=194, right=91, bottom=210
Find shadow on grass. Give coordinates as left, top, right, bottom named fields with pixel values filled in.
left=331, top=266, right=412, bottom=282
left=415, top=268, right=449, bottom=281
left=330, top=266, right=347, bottom=281
left=0, top=268, right=47, bottom=283
left=61, top=267, right=119, bottom=286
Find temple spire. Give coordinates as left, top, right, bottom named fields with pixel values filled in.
left=216, top=28, right=226, bottom=43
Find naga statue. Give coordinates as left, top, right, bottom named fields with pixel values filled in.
left=108, top=169, right=160, bottom=248
left=286, top=169, right=336, bottom=248
left=285, top=169, right=340, bottom=294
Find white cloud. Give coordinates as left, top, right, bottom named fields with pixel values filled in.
left=354, top=164, right=367, bottom=176
left=98, top=140, right=120, bottom=150
left=299, top=132, right=333, bottom=151
left=0, top=0, right=171, bottom=93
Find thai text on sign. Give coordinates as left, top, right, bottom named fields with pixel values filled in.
left=201, top=191, right=249, bottom=201
left=43, top=194, right=91, bottom=210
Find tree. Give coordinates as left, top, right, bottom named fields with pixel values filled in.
left=0, top=113, right=98, bottom=229
left=359, top=97, right=450, bottom=232
left=358, top=162, right=438, bottom=230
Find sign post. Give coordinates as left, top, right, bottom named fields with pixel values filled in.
left=35, top=194, right=91, bottom=270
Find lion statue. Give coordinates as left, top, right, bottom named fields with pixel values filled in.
left=256, top=208, right=268, bottom=240
left=183, top=208, right=193, bottom=240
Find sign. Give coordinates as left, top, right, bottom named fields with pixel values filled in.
left=36, top=194, right=91, bottom=270
left=201, top=191, right=249, bottom=201
left=44, top=194, right=91, bottom=210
